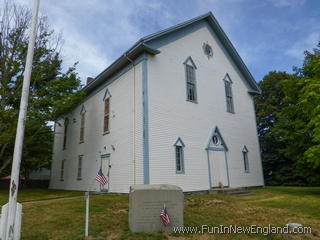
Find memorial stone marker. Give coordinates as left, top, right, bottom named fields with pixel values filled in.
left=129, top=184, right=184, bottom=232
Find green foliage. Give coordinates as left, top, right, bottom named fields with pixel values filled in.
left=295, top=45, right=320, bottom=168
left=0, top=1, right=85, bottom=177
left=255, top=44, right=320, bottom=185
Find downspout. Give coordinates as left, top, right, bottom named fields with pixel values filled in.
left=124, top=54, right=136, bottom=185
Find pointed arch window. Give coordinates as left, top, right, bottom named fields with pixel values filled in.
left=174, top=137, right=185, bottom=174
left=242, top=146, right=249, bottom=173
left=224, top=74, right=234, bottom=113
left=183, top=56, right=197, bottom=103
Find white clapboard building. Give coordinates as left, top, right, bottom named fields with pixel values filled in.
left=49, top=12, right=264, bottom=193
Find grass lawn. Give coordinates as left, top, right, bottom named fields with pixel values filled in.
left=0, top=186, right=319, bottom=239
left=0, top=189, right=83, bottom=206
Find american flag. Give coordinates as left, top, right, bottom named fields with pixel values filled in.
left=95, top=169, right=108, bottom=186
left=160, top=205, right=170, bottom=225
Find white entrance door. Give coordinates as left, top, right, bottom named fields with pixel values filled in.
left=210, top=150, right=229, bottom=188
left=101, top=155, right=110, bottom=192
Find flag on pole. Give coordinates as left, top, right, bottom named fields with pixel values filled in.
left=95, top=169, right=108, bottom=186
left=160, top=204, right=170, bottom=225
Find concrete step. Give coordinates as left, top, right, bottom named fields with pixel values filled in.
left=227, top=191, right=251, bottom=196
left=209, top=187, right=251, bottom=196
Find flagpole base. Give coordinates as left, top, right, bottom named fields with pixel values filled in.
left=0, top=202, right=23, bottom=240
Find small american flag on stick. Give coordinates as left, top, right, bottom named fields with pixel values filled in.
left=95, top=169, right=108, bottom=186
left=160, top=204, right=170, bottom=225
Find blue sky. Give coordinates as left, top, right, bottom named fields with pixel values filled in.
left=12, top=0, right=320, bottom=84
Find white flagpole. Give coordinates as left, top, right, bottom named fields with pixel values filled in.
left=5, top=0, right=40, bottom=239
left=85, top=191, right=89, bottom=237
left=85, top=174, right=97, bottom=237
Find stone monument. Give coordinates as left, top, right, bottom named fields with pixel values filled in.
left=129, top=184, right=184, bottom=232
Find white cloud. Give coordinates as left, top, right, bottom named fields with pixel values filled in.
left=285, top=32, right=319, bottom=58
left=268, top=0, right=306, bottom=8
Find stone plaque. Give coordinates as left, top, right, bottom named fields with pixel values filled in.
left=129, top=184, right=184, bottom=232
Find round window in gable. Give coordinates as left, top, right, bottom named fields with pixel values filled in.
left=203, top=42, right=213, bottom=59
left=212, top=135, right=219, bottom=145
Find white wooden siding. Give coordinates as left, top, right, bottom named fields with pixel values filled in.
left=50, top=22, right=263, bottom=193
left=147, top=23, right=263, bottom=191
left=50, top=62, right=144, bottom=193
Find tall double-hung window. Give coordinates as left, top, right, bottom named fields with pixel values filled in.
left=63, top=118, right=69, bottom=150
left=184, top=56, right=197, bottom=103
left=224, top=74, right=234, bottom=113
left=80, top=106, right=85, bottom=143
left=77, top=155, right=83, bottom=180
left=60, top=160, right=65, bottom=181
left=103, top=88, right=111, bottom=134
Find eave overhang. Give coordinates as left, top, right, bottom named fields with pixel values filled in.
left=82, top=43, right=160, bottom=94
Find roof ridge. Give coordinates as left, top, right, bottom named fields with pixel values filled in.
left=140, top=12, right=212, bottom=42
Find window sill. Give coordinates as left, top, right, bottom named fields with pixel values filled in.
left=79, top=140, right=84, bottom=144
left=176, top=171, right=185, bottom=174
left=227, top=110, right=235, bottom=114
left=186, top=99, right=198, bottom=104
left=77, top=178, right=82, bottom=181
left=103, top=131, right=110, bottom=136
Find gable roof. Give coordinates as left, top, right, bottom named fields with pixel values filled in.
left=83, top=12, right=261, bottom=95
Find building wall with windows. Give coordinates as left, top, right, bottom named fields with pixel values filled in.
left=50, top=13, right=264, bottom=193
left=147, top=22, right=264, bottom=191
left=49, top=61, right=145, bottom=193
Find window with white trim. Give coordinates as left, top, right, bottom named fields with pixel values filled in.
left=242, top=146, right=249, bottom=173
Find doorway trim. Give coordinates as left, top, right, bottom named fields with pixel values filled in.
left=205, top=126, right=230, bottom=188
left=100, top=153, right=111, bottom=192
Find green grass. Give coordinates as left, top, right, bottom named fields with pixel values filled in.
left=0, top=187, right=319, bottom=239
left=0, top=188, right=83, bottom=205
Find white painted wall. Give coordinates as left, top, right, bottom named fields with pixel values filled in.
left=50, top=62, right=144, bottom=193
left=147, top=22, right=264, bottom=191
left=50, top=21, right=264, bottom=193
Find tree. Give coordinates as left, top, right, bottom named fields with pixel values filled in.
left=0, top=0, right=85, bottom=177
left=255, top=44, right=320, bottom=185
left=295, top=44, right=320, bottom=168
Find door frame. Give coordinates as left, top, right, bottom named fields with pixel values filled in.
left=205, top=125, right=231, bottom=189
left=206, top=148, right=230, bottom=188
left=100, top=153, right=111, bottom=192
